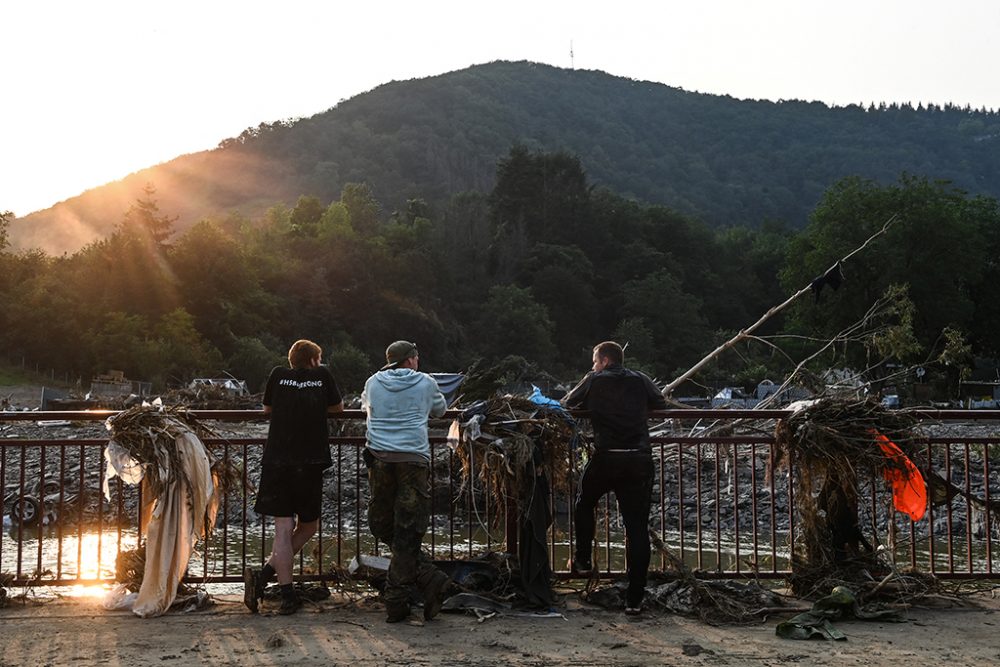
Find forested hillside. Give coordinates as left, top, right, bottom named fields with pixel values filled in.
left=2, top=147, right=998, bottom=398
left=10, top=60, right=1000, bottom=255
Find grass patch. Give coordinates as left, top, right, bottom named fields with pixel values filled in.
left=0, top=362, right=73, bottom=389
left=0, top=364, right=34, bottom=386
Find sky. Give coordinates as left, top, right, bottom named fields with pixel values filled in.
left=3, top=0, right=999, bottom=218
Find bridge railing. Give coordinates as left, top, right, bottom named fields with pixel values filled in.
left=1, top=409, right=998, bottom=586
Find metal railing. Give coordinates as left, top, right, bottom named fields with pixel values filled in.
left=2, top=409, right=999, bottom=587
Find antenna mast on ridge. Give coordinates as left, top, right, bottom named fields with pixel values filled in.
left=570, top=40, right=574, bottom=69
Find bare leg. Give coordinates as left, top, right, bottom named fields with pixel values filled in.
left=267, top=517, right=318, bottom=585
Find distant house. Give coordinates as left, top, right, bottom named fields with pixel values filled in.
left=190, top=378, right=249, bottom=395
left=89, top=370, right=151, bottom=399
left=710, top=387, right=758, bottom=409
left=710, top=381, right=812, bottom=408
left=754, top=379, right=812, bottom=404
left=959, top=380, right=1000, bottom=409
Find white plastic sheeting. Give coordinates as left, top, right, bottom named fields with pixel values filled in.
left=102, top=431, right=219, bottom=618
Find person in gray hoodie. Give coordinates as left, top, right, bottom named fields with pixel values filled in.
left=362, top=340, right=450, bottom=623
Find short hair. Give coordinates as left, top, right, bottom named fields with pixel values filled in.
left=593, top=341, right=623, bottom=365
left=288, top=339, right=322, bottom=369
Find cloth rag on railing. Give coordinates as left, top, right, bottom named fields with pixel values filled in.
left=103, top=431, right=218, bottom=617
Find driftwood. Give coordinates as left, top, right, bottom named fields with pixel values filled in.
left=663, top=213, right=899, bottom=397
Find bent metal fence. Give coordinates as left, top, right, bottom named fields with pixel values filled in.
left=1, top=409, right=998, bottom=588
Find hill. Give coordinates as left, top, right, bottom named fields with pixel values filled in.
left=10, top=60, right=1000, bottom=254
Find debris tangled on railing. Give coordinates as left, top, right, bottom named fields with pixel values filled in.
left=104, top=405, right=242, bottom=500
left=452, top=393, right=578, bottom=608
left=101, top=405, right=240, bottom=617
left=774, top=397, right=928, bottom=599
left=453, top=394, right=577, bottom=523
left=459, top=356, right=563, bottom=403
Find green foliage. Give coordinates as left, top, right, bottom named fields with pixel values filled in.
left=472, top=285, right=556, bottom=366
left=4, top=142, right=1000, bottom=402
left=611, top=318, right=658, bottom=377
left=14, top=61, right=1000, bottom=258
left=934, top=326, right=974, bottom=399
left=87, top=312, right=155, bottom=379
left=226, top=336, right=285, bottom=392
left=149, top=309, right=224, bottom=386
left=326, top=341, right=372, bottom=396
left=783, top=175, right=1000, bottom=357
left=867, top=284, right=922, bottom=362
left=0, top=210, right=11, bottom=252
left=120, top=184, right=176, bottom=248
left=289, top=195, right=325, bottom=235
left=621, top=270, right=710, bottom=377
left=938, top=327, right=973, bottom=380
left=341, top=183, right=380, bottom=236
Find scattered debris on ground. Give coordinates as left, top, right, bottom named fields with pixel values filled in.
left=0, top=571, right=11, bottom=607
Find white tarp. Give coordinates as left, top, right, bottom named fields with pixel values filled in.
left=103, top=431, right=219, bottom=618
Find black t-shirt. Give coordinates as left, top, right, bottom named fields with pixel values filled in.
left=562, top=364, right=667, bottom=452
left=262, top=365, right=342, bottom=468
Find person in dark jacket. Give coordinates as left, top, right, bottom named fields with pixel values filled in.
left=244, top=339, right=344, bottom=615
left=561, top=340, right=666, bottom=615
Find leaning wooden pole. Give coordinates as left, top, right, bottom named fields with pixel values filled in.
left=662, top=213, right=900, bottom=397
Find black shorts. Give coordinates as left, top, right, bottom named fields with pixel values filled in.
left=253, top=464, right=324, bottom=523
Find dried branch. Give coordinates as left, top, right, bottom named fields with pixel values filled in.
left=663, top=213, right=899, bottom=396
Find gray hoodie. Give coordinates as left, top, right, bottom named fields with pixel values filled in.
left=362, top=368, right=447, bottom=459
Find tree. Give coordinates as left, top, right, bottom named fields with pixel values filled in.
left=87, top=312, right=154, bottom=379
left=621, top=270, right=710, bottom=377
left=326, top=340, right=372, bottom=395
left=289, top=195, right=325, bottom=235
left=149, top=308, right=223, bottom=386
left=472, top=285, right=556, bottom=366
left=341, top=183, right=380, bottom=235
left=169, top=219, right=270, bottom=349
left=0, top=210, right=11, bottom=252
left=121, top=184, right=176, bottom=249
left=782, top=175, right=998, bottom=355
left=226, top=336, right=285, bottom=392
left=488, top=146, right=590, bottom=281
left=611, top=317, right=657, bottom=376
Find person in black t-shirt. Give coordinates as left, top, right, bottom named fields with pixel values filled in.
left=244, top=339, right=343, bottom=615
left=561, top=340, right=666, bottom=616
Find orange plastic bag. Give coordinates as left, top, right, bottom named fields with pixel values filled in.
left=873, top=431, right=927, bottom=521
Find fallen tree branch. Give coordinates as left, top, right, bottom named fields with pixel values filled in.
left=663, top=213, right=899, bottom=396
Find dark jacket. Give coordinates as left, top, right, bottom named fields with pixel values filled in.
left=561, top=364, right=667, bottom=452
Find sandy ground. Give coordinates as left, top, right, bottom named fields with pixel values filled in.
left=1, top=591, right=999, bottom=667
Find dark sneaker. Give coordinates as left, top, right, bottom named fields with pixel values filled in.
left=278, top=595, right=302, bottom=615
left=385, top=605, right=411, bottom=623
left=422, top=573, right=451, bottom=621
left=624, top=605, right=642, bottom=616
left=243, top=567, right=260, bottom=614
left=570, top=558, right=593, bottom=576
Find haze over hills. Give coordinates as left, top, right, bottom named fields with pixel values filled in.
left=10, top=60, right=1000, bottom=255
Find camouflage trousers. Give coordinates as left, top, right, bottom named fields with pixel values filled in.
left=366, top=458, right=447, bottom=612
